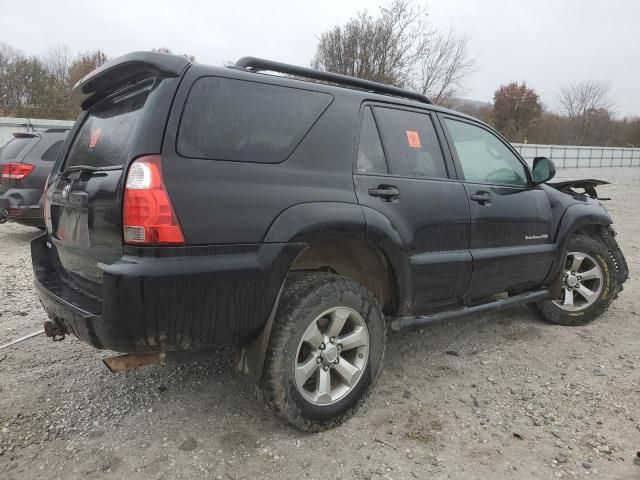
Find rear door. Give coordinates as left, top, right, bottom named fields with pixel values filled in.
left=353, top=104, right=471, bottom=313
left=47, top=78, right=176, bottom=286
left=439, top=115, right=554, bottom=300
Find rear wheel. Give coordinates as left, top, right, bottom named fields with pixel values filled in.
left=259, top=272, right=386, bottom=431
left=534, top=235, right=617, bottom=326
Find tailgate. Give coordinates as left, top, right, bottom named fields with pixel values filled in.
left=47, top=79, right=170, bottom=285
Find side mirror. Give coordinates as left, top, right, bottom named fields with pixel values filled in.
left=532, top=157, right=556, bottom=184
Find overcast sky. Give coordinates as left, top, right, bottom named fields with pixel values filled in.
left=2, top=0, right=638, bottom=116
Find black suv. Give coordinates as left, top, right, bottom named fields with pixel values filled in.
left=32, top=52, right=628, bottom=430
left=1, top=129, right=68, bottom=227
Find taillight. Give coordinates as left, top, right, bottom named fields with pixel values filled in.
left=1, top=163, right=34, bottom=180
left=123, top=155, right=185, bottom=245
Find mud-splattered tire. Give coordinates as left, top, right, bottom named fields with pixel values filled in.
left=533, top=235, right=618, bottom=326
left=259, top=272, right=386, bottom=431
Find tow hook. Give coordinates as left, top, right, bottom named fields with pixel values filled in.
left=44, top=320, right=66, bottom=341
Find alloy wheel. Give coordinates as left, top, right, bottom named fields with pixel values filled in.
left=294, top=307, right=370, bottom=406
left=552, top=251, right=603, bottom=312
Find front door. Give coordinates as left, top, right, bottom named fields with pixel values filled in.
left=439, top=115, right=554, bottom=300
left=353, top=105, right=471, bottom=313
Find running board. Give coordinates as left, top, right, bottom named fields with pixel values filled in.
left=390, top=289, right=550, bottom=331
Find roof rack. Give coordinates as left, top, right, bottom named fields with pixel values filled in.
left=44, top=127, right=71, bottom=133
left=234, top=57, right=432, bottom=105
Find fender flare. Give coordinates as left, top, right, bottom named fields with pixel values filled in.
left=236, top=202, right=411, bottom=382
left=545, top=203, right=612, bottom=284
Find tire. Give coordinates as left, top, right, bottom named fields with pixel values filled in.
left=259, top=272, right=386, bottom=431
left=534, top=234, right=618, bottom=326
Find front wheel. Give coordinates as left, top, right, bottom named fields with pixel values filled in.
left=534, top=235, right=618, bottom=326
left=259, top=272, right=386, bottom=431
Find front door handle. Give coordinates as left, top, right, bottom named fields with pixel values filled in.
left=368, top=185, right=400, bottom=201
left=470, top=191, right=492, bottom=205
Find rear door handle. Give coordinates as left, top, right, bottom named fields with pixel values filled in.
left=368, top=185, right=400, bottom=201
left=470, top=191, right=492, bottom=205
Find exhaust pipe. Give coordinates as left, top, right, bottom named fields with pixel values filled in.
left=103, top=350, right=216, bottom=373
left=103, top=353, right=164, bottom=373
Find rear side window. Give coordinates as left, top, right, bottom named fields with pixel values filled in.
left=0, top=137, right=33, bottom=163
left=355, top=107, right=387, bottom=174
left=177, top=77, right=333, bottom=163
left=64, top=84, right=152, bottom=169
left=41, top=140, right=64, bottom=162
left=373, top=108, right=447, bottom=179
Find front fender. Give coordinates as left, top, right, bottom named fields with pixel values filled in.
left=545, top=203, right=612, bottom=283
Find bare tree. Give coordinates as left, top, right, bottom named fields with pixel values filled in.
left=42, top=45, right=73, bottom=84
left=0, top=42, right=21, bottom=114
left=557, top=80, right=614, bottom=145
left=413, top=30, right=476, bottom=105
left=312, top=0, right=427, bottom=87
left=312, top=0, right=476, bottom=103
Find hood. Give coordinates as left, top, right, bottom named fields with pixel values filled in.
left=546, top=177, right=610, bottom=199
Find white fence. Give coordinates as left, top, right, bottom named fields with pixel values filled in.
left=512, top=143, right=640, bottom=168
left=0, top=117, right=75, bottom=147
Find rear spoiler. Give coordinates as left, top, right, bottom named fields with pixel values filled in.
left=71, top=51, right=191, bottom=110
left=12, top=132, right=39, bottom=138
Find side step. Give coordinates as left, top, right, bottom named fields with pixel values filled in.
left=390, top=289, right=550, bottom=331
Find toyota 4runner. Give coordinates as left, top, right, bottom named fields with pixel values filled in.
left=32, top=52, right=629, bottom=430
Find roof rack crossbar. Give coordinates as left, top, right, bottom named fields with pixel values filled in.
left=234, top=57, right=432, bottom=105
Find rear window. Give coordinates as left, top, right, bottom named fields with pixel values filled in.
left=177, top=77, right=333, bottom=163
left=374, top=107, right=448, bottom=179
left=0, top=137, right=33, bottom=163
left=64, top=84, right=152, bottom=169
left=41, top=140, right=64, bottom=162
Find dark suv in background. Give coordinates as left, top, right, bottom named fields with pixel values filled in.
left=1, top=129, right=68, bottom=227
left=32, top=52, right=628, bottom=430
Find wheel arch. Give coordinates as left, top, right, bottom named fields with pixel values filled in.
left=236, top=202, right=410, bottom=381
left=545, top=203, right=612, bottom=284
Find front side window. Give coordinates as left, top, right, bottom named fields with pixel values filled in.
left=374, top=107, right=447, bottom=179
left=444, top=118, right=528, bottom=187
left=178, top=77, right=333, bottom=163
left=355, top=107, right=387, bottom=174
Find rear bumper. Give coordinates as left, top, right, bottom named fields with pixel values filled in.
left=1, top=188, right=44, bottom=227
left=32, top=234, right=304, bottom=353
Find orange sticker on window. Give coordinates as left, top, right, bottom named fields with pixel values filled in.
left=89, top=128, right=101, bottom=148
left=406, top=130, right=421, bottom=148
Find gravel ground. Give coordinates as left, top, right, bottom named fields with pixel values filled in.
left=0, top=167, right=639, bottom=480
